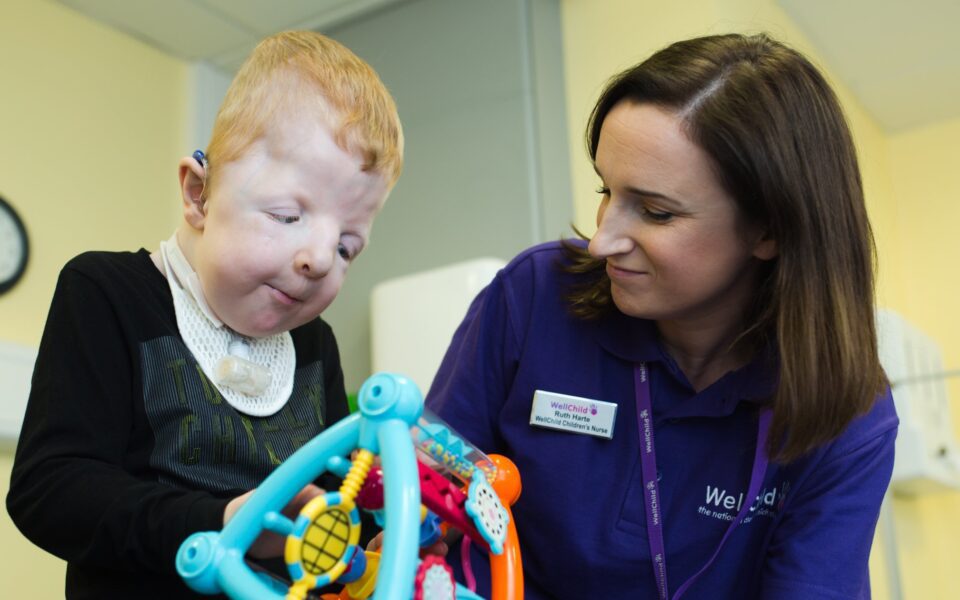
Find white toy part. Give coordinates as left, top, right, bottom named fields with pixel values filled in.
left=415, top=556, right=456, bottom=600
left=876, top=308, right=960, bottom=494
left=464, top=470, right=509, bottom=554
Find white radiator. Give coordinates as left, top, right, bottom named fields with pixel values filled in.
left=876, top=308, right=960, bottom=494
left=0, top=340, right=37, bottom=445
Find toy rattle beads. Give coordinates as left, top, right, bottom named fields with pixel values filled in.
left=175, top=372, right=523, bottom=600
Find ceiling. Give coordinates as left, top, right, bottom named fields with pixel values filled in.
left=776, top=0, right=960, bottom=132
left=53, top=0, right=408, bottom=74
left=54, top=0, right=960, bottom=133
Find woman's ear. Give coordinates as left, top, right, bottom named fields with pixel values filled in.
left=179, top=156, right=207, bottom=230
left=752, top=232, right=778, bottom=261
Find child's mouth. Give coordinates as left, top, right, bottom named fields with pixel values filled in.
left=268, top=285, right=301, bottom=305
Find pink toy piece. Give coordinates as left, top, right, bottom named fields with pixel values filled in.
left=417, top=460, right=490, bottom=553
left=355, top=466, right=385, bottom=511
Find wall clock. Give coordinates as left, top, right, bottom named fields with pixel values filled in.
left=0, top=195, right=29, bottom=295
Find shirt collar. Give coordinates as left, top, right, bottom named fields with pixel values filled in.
left=591, top=309, right=662, bottom=363
left=729, top=346, right=779, bottom=403
left=593, top=308, right=778, bottom=413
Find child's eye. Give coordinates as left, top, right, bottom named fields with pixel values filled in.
left=596, top=186, right=610, bottom=196
left=268, top=213, right=300, bottom=224
left=337, top=243, right=353, bottom=261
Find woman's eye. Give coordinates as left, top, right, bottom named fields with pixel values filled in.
left=643, top=208, right=674, bottom=223
left=268, top=213, right=300, bottom=224
left=596, top=186, right=610, bottom=196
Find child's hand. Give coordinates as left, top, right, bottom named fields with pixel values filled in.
left=223, top=484, right=325, bottom=559
left=366, top=531, right=449, bottom=557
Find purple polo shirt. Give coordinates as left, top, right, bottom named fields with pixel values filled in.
left=426, top=241, right=897, bottom=599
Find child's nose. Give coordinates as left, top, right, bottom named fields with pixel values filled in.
left=294, top=232, right=336, bottom=279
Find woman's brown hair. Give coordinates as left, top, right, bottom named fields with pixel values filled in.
left=566, top=33, right=886, bottom=462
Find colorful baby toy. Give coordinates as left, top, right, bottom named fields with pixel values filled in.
left=176, top=372, right=523, bottom=600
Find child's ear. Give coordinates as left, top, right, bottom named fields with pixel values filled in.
left=178, top=156, right=207, bottom=230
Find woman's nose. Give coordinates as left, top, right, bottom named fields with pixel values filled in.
left=588, top=201, right=634, bottom=259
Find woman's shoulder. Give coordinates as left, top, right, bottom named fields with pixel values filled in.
left=497, top=239, right=585, bottom=288
left=505, top=239, right=582, bottom=267
left=821, top=386, right=899, bottom=462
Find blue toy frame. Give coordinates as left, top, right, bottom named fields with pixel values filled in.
left=176, top=372, right=439, bottom=599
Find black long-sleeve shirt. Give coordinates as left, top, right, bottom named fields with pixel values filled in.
left=7, top=250, right=350, bottom=598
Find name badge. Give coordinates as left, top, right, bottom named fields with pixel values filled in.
left=529, top=390, right=617, bottom=439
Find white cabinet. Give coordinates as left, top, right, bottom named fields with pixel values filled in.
left=371, top=258, right=505, bottom=395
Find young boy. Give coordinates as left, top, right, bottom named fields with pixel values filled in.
left=6, top=31, right=402, bottom=598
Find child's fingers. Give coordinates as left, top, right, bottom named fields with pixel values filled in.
left=223, top=489, right=255, bottom=526
left=367, top=533, right=448, bottom=557
left=419, top=539, right=449, bottom=558
left=282, top=484, right=325, bottom=518
left=230, top=484, right=329, bottom=559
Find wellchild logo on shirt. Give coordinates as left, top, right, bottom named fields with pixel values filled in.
left=697, top=480, right=791, bottom=524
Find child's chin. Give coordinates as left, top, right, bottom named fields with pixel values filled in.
left=229, top=318, right=287, bottom=339
left=239, top=313, right=323, bottom=338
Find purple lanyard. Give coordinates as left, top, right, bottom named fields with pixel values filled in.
left=634, top=362, right=772, bottom=600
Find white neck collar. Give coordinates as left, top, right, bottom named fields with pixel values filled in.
left=160, top=231, right=223, bottom=327
left=158, top=232, right=296, bottom=416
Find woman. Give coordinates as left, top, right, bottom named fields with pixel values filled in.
left=427, top=33, right=897, bottom=599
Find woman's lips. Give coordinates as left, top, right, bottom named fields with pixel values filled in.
left=606, top=263, right=648, bottom=279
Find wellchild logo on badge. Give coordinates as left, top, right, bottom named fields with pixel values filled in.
left=550, top=401, right=589, bottom=414
left=530, top=390, right=617, bottom=439
left=696, top=480, right=791, bottom=524
left=547, top=401, right=601, bottom=417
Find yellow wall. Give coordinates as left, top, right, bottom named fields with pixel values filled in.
left=0, top=0, right=185, bottom=346
left=560, top=0, right=955, bottom=598
left=885, top=117, right=960, bottom=597
left=0, top=0, right=186, bottom=596
left=561, top=0, right=723, bottom=234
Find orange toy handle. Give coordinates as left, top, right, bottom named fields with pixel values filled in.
left=487, top=454, right=524, bottom=600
